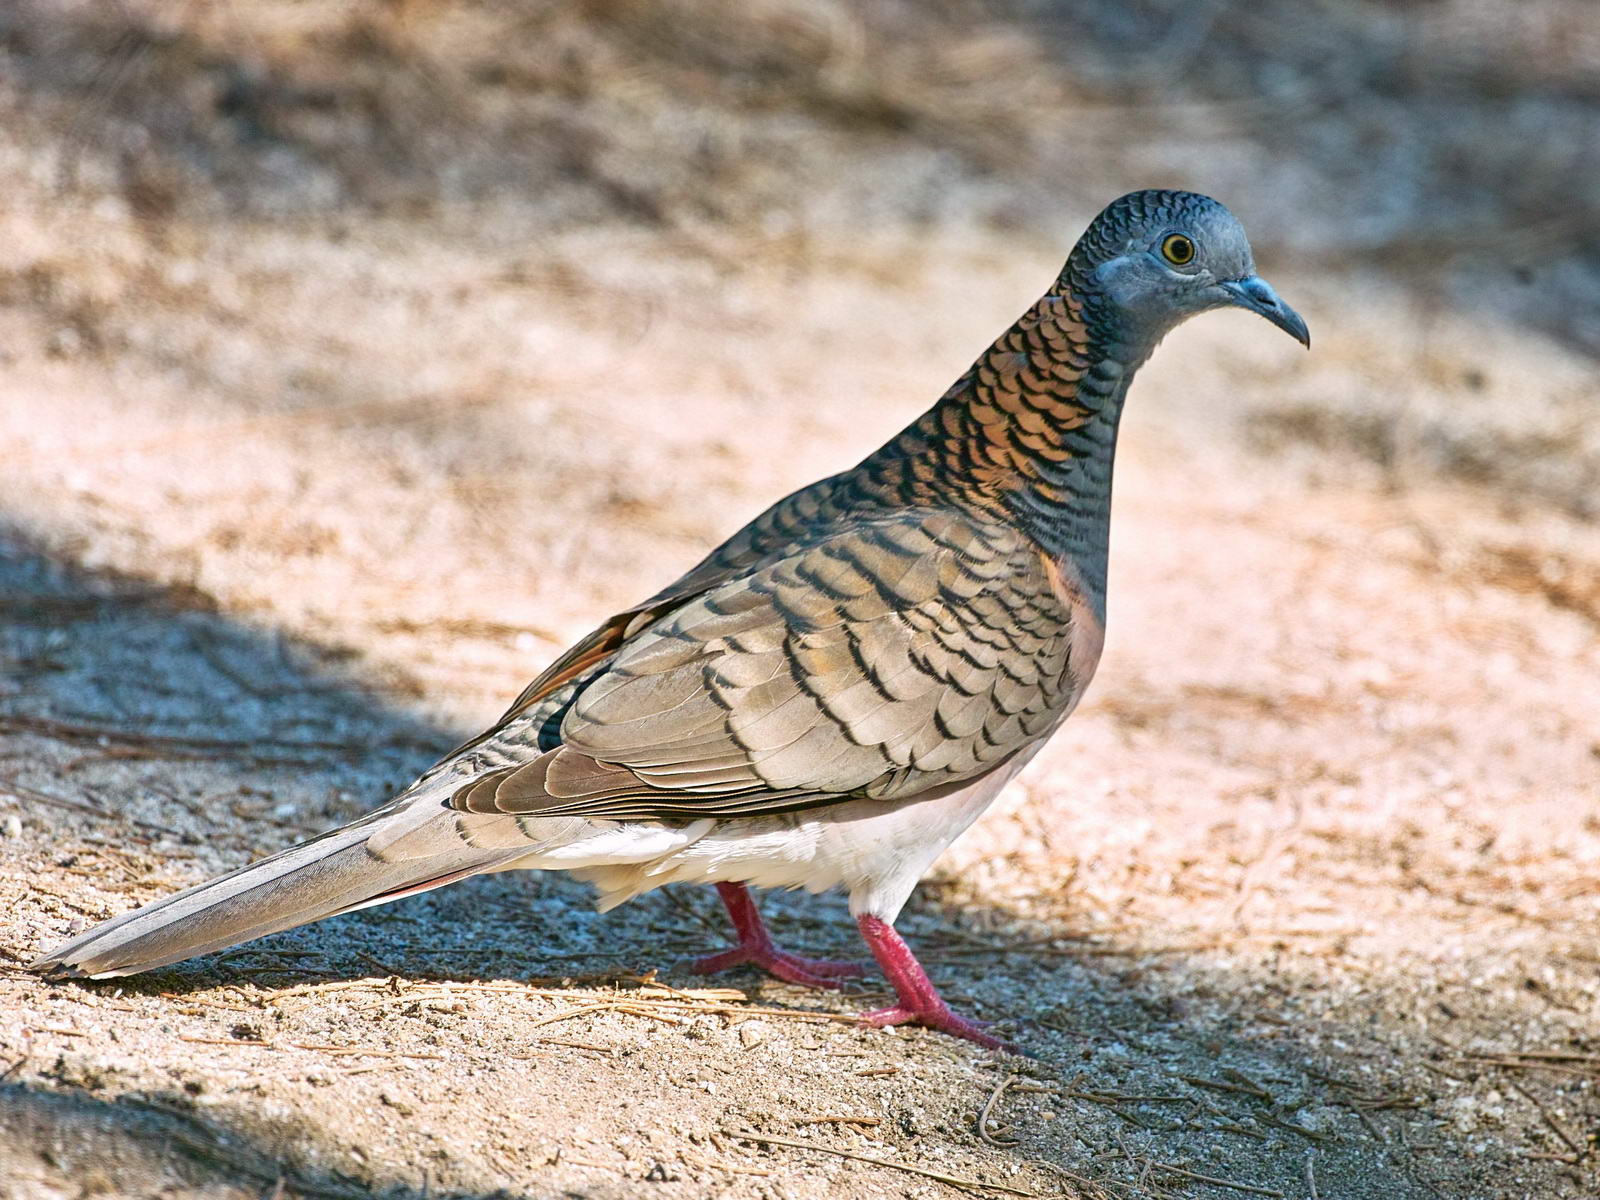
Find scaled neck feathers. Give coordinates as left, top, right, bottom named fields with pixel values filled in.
left=860, top=270, right=1148, bottom=596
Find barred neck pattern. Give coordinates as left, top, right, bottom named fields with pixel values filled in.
left=859, top=273, right=1148, bottom=613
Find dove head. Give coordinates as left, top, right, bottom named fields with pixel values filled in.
left=1065, top=189, right=1309, bottom=354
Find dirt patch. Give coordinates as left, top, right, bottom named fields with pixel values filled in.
left=2, top=4, right=1598, bottom=1199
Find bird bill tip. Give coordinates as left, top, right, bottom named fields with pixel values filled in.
left=1222, top=276, right=1309, bottom=349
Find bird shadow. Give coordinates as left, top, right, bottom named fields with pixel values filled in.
left=0, top=518, right=667, bottom=976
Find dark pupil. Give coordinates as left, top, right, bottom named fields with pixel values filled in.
left=1169, top=237, right=1191, bottom=262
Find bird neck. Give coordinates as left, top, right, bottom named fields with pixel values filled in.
left=869, top=275, right=1151, bottom=611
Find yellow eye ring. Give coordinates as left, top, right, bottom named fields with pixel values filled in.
left=1160, top=233, right=1195, bottom=266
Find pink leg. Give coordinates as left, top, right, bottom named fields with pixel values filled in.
left=856, top=914, right=1009, bottom=1050
left=692, top=882, right=866, bottom=990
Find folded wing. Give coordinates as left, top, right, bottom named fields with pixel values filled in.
left=448, top=509, right=1089, bottom=822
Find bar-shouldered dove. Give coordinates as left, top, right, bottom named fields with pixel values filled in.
left=31, top=191, right=1308, bottom=1048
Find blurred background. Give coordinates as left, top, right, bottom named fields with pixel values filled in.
left=2, top=3, right=1599, bottom=1198
left=2, top=0, right=1599, bottom=636
left=1, top=0, right=1597, bottom=702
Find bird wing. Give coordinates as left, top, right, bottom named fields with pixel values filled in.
left=445, top=507, right=1096, bottom=822
left=482, top=475, right=855, bottom=734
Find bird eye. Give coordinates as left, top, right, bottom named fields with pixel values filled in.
left=1160, top=233, right=1195, bottom=266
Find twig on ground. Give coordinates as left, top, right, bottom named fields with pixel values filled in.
left=1419, top=1060, right=1472, bottom=1083
left=1179, top=1072, right=1267, bottom=1099
left=291, top=1043, right=444, bottom=1061
left=1452, top=1056, right=1600, bottom=1082
left=0, top=776, right=113, bottom=820
left=615, top=1003, right=689, bottom=1026
left=681, top=1150, right=774, bottom=1178
left=1497, top=1050, right=1600, bottom=1064
left=176, top=1033, right=444, bottom=1061
left=523, top=1037, right=614, bottom=1055
left=179, top=1036, right=273, bottom=1049
left=1141, top=1158, right=1285, bottom=1198
left=1508, top=1080, right=1586, bottom=1164
left=1066, top=1087, right=1191, bottom=1106
left=1, top=774, right=187, bottom=839
left=27, top=882, right=112, bottom=919
left=1026, top=1158, right=1132, bottom=1200
left=1222, top=1068, right=1276, bottom=1099
left=1256, top=1111, right=1334, bottom=1143
left=978, top=1073, right=1020, bottom=1146
left=1348, top=1093, right=1424, bottom=1113
left=529, top=1001, right=625, bottom=1029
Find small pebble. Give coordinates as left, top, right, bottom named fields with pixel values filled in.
left=1, top=813, right=22, bottom=839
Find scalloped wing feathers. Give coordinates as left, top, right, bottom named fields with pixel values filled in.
left=447, top=510, right=1094, bottom=823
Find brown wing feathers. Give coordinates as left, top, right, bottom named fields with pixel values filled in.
left=446, top=511, right=1082, bottom=824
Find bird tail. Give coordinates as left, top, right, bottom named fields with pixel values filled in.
left=29, top=794, right=524, bottom=979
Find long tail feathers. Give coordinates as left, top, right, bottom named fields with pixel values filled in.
left=29, top=799, right=520, bottom=979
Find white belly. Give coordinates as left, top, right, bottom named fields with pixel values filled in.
left=512, top=746, right=1042, bottom=922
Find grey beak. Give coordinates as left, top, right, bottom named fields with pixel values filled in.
left=1221, top=276, right=1310, bottom=348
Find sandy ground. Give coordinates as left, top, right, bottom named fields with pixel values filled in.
left=2, top=4, right=1600, bottom=1198
left=1, top=208, right=1598, bottom=1200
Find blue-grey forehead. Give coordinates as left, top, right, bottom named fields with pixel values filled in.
left=1103, top=191, right=1256, bottom=275
left=1180, top=203, right=1255, bottom=277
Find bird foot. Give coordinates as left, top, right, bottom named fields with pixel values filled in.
left=692, top=944, right=865, bottom=990
left=853, top=912, right=1015, bottom=1051
left=695, top=882, right=865, bottom=990
left=860, top=1001, right=1010, bottom=1050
